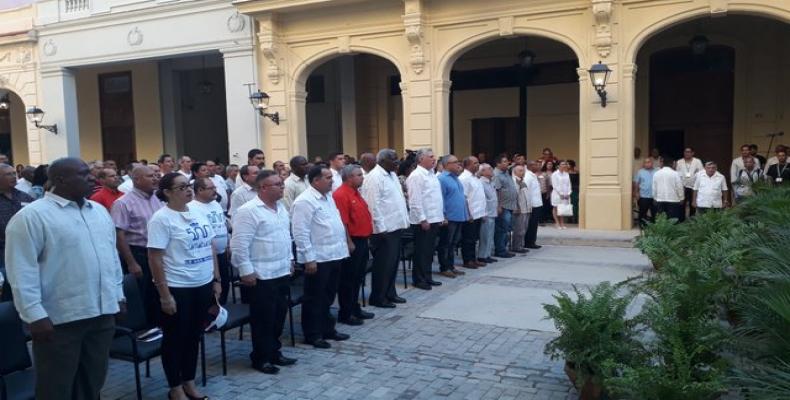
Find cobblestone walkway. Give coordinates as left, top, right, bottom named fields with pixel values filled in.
left=102, top=240, right=649, bottom=400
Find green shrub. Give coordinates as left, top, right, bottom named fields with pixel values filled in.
left=543, top=282, right=642, bottom=391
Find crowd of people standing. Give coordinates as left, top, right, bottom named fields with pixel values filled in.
left=632, top=143, right=788, bottom=227
left=0, top=146, right=579, bottom=400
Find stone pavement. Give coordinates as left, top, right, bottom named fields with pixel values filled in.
left=101, top=233, right=650, bottom=400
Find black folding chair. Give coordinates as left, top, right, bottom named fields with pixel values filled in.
left=215, top=303, right=250, bottom=375
left=0, top=302, right=34, bottom=400
left=0, top=268, right=13, bottom=303
left=287, top=268, right=305, bottom=346
left=400, top=230, right=415, bottom=289
left=109, top=275, right=163, bottom=400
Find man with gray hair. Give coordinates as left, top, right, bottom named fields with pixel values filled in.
left=436, top=154, right=469, bottom=277
left=476, top=164, right=498, bottom=263
left=359, top=152, right=376, bottom=176
left=360, top=149, right=410, bottom=308
left=405, top=148, right=444, bottom=290
left=693, top=161, right=729, bottom=213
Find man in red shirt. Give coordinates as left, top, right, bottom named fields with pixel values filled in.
left=90, top=168, right=122, bottom=211
left=332, top=164, right=375, bottom=325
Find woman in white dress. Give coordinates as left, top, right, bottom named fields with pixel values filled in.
left=550, top=161, right=572, bottom=229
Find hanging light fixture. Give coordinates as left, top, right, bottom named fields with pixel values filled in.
left=0, top=93, right=9, bottom=110
left=689, top=35, right=709, bottom=56
left=247, top=87, right=280, bottom=125
left=518, top=49, right=536, bottom=68
left=25, top=106, right=58, bottom=134
left=198, top=55, right=213, bottom=95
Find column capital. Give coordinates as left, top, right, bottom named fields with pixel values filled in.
left=39, top=66, right=75, bottom=79
left=576, top=67, right=589, bottom=82
left=289, top=90, right=308, bottom=104
left=220, top=46, right=254, bottom=59
left=433, top=79, right=452, bottom=93
left=621, top=63, right=638, bottom=79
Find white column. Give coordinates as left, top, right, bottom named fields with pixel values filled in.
left=39, top=67, right=79, bottom=162
left=338, top=57, right=357, bottom=155
left=221, top=46, right=260, bottom=166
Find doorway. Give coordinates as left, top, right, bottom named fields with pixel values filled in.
left=472, top=117, right=523, bottom=159
left=99, top=72, right=136, bottom=167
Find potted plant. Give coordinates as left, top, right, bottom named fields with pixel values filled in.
left=543, top=282, right=640, bottom=400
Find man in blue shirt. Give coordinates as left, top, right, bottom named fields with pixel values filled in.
left=436, top=155, right=468, bottom=278
left=633, top=158, right=656, bottom=228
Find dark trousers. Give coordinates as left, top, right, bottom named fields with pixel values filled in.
left=32, top=315, right=115, bottom=400
left=494, top=209, right=513, bottom=256
left=129, top=245, right=161, bottom=328
left=637, top=197, right=657, bottom=228
left=160, top=283, right=213, bottom=388
left=217, top=252, right=231, bottom=305
left=249, top=275, right=289, bottom=365
left=437, top=221, right=463, bottom=272
left=338, top=237, right=370, bottom=320
left=301, top=260, right=341, bottom=342
left=697, top=207, right=719, bottom=215
left=461, top=219, right=481, bottom=263
left=656, top=201, right=682, bottom=221
left=525, top=205, right=542, bottom=247
left=411, top=223, right=439, bottom=285
left=681, top=187, right=695, bottom=222
left=369, top=230, right=402, bottom=304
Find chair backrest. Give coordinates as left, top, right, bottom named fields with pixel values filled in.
left=119, top=274, right=148, bottom=332
left=0, top=302, right=32, bottom=375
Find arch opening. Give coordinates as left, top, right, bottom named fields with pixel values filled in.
left=0, top=89, right=30, bottom=165
left=448, top=36, right=580, bottom=164
left=303, top=53, right=403, bottom=161
left=633, top=14, right=790, bottom=179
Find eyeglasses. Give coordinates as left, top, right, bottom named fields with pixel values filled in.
left=201, top=186, right=217, bottom=191
left=171, top=184, right=191, bottom=192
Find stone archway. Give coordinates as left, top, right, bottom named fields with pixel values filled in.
left=0, top=86, right=36, bottom=165
left=288, top=47, right=409, bottom=159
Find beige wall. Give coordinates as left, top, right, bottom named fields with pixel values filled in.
left=76, top=62, right=164, bottom=162
left=452, top=88, right=518, bottom=158
left=526, top=83, right=579, bottom=161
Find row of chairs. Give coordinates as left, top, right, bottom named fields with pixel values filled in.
left=0, top=234, right=415, bottom=400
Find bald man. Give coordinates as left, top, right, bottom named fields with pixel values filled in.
left=111, top=165, right=163, bottom=327
left=5, top=157, right=125, bottom=400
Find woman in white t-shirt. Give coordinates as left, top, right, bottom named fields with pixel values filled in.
left=148, top=172, right=220, bottom=400
left=550, top=160, right=572, bottom=230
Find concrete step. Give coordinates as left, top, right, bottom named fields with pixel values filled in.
left=536, top=226, right=639, bottom=248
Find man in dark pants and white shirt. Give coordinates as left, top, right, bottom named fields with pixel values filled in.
left=6, top=157, right=125, bottom=400
left=652, top=156, right=685, bottom=221
left=333, top=165, right=376, bottom=324
left=524, top=160, right=543, bottom=249
left=360, top=149, right=410, bottom=308
left=232, top=170, right=298, bottom=374
left=405, top=148, right=444, bottom=290
left=292, top=166, right=351, bottom=348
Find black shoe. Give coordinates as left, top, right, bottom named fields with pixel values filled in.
left=526, top=245, right=542, bottom=249
left=388, top=296, right=406, bottom=304
left=338, top=316, right=364, bottom=326
left=413, top=282, right=432, bottom=290
left=252, top=362, right=280, bottom=374
left=355, top=310, right=375, bottom=319
left=484, top=257, right=498, bottom=263
left=184, top=393, right=209, bottom=400
left=273, top=354, right=297, bottom=366
left=495, top=253, right=514, bottom=258
left=512, top=249, right=528, bottom=254
left=427, top=280, right=443, bottom=286
left=305, top=338, right=331, bottom=349
left=324, top=332, right=350, bottom=341
left=369, top=301, right=396, bottom=308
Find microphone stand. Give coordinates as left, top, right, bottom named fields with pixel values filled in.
left=765, top=132, right=782, bottom=159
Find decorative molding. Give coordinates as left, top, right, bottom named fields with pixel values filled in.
left=257, top=14, right=280, bottom=85
left=227, top=12, right=246, bottom=33
left=621, top=63, right=638, bottom=79
left=592, top=0, right=613, bottom=58
left=403, top=0, right=425, bottom=74
left=498, top=16, right=515, bottom=37
left=42, top=39, right=57, bottom=57
left=398, top=81, right=408, bottom=95
left=576, top=67, right=589, bottom=82
left=0, top=75, right=7, bottom=87
left=127, top=27, right=144, bottom=46
left=337, top=35, right=351, bottom=54
left=709, top=0, right=728, bottom=16
left=433, top=79, right=452, bottom=92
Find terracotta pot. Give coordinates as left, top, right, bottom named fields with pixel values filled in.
left=564, top=361, right=604, bottom=400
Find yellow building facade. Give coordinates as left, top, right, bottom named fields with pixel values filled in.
left=235, top=0, right=790, bottom=230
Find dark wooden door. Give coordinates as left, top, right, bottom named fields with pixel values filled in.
left=649, top=46, right=734, bottom=168
left=99, top=72, right=136, bottom=167
left=472, top=117, right=523, bottom=160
